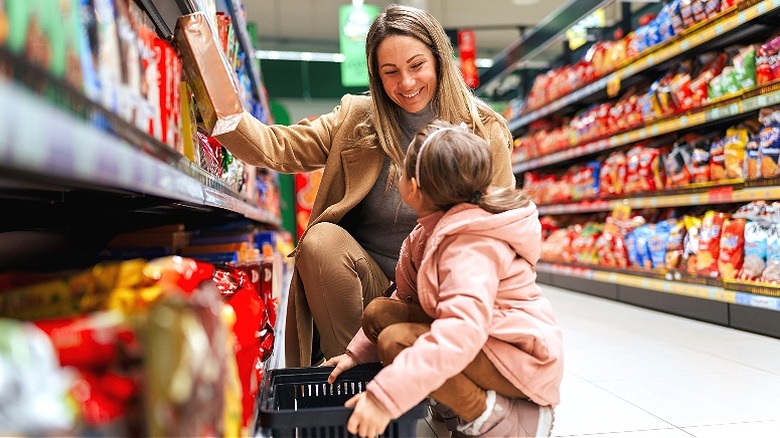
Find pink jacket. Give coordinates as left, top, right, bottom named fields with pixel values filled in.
left=346, top=202, right=564, bottom=419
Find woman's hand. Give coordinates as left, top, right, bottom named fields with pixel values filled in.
left=324, top=353, right=358, bottom=384
left=345, top=392, right=392, bottom=438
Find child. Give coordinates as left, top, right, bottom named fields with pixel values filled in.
left=324, top=120, right=564, bottom=438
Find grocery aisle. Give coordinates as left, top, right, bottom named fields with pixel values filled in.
left=417, top=285, right=780, bottom=438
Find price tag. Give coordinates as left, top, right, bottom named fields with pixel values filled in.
left=690, top=112, right=706, bottom=126
left=681, top=40, right=690, bottom=51
left=758, top=94, right=769, bottom=107
left=715, top=23, right=725, bottom=36
left=711, top=106, right=721, bottom=119
left=708, top=186, right=734, bottom=204
left=680, top=115, right=689, bottom=127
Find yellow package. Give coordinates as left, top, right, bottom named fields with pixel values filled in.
left=723, top=127, right=748, bottom=180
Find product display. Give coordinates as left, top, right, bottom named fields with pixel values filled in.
left=0, top=0, right=286, bottom=436
left=507, top=0, right=780, bottom=336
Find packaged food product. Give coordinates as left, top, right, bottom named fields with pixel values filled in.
left=761, top=223, right=780, bottom=283
left=648, top=220, right=673, bottom=270
left=175, top=12, right=244, bottom=136
left=666, top=219, right=687, bottom=271
left=696, top=211, right=729, bottom=278
left=717, top=218, right=745, bottom=279
left=739, top=220, right=769, bottom=280
left=681, top=215, right=702, bottom=276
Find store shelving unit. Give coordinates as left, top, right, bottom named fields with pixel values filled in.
left=0, top=0, right=279, bottom=267
left=488, top=0, right=780, bottom=338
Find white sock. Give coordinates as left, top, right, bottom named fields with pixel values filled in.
left=457, top=389, right=497, bottom=435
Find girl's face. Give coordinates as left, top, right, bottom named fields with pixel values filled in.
left=376, top=35, right=438, bottom=114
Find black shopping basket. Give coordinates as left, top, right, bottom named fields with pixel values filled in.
left=257, top=363, right=428, bottom=437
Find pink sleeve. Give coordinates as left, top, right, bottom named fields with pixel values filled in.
left=345, top=328, right=380, bottom=364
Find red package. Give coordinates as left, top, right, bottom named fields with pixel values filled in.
left=718, top=218, right=746, bottom=279
left=696, top=211, right=729, bottom=278
left=624, top=145, right=665, bottom=193
left=34, top=314, right=136, bottom=369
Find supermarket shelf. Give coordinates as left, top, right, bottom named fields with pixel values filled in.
left=223, top=0, right=270, bottom=116
left=508, top=0, right=780, bottom=134
left=537, top=261, right=780, bottom=337
left=138, top=0, right=198, bottom=38
left=535, top=180, right=780, bottom=214
left=513, top=84, right=780, bottom=174
left=477, top=0, right=609, bottom=92
left=0, top=80, right=279, bottom=226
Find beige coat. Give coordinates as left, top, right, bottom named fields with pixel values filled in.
left=215, top=94, right=516, bottom=367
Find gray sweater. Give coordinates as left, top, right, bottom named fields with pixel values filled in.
left=346, top=105, right=435, bottom=280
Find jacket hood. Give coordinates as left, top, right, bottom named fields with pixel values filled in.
left=429, top=202, right=541, bottom=265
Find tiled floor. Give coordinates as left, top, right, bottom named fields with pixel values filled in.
left=417, top=285, right=780, bottom=437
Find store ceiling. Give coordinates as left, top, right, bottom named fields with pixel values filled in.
left=242, top=0, right=571, bottom=60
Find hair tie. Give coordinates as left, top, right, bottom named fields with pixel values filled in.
left=468, top=190, right=483, bottom=204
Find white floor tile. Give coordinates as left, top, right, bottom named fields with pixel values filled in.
left=556, top=430, right=694, bottom=438
left=541, top=284, right=780, bottom=435
left=551, top=380, right=673, bottom=436
left=595, top=371, right=780, bottom=427
left=683, top=420, right=780, bottom=437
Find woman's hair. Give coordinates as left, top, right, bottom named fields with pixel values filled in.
left=405, top=120, right=530, bottom=213
left=356, top=3, right=510, bottom=185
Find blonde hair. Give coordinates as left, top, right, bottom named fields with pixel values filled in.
left=405, top=120, right=530, bottom=213
left=355, top=3, right=511, bottom=185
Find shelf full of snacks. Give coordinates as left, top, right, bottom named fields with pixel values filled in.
left=499, top=0, right=780, bottom=338
left=0, top=0, right=292, bottom=436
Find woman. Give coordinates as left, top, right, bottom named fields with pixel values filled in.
left=213, top=4, right=516, bottom=367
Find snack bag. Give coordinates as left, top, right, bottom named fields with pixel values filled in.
left=709, top=137, right=727, bottom=182
left=744, top=134, right=761, bottom=179
left=666, top=219, right=687, bottom=271
left=683, top=215, right=702, bottom=276
left=721, top=127, right=748, bottom=179
left=648, top=220, right=673, bottom=270
left=690, top=138, right=712, bottom=183
left=696, top=211, right=729, bottom=278
left=717, top=218, right=745, bottom=279
left=739, top=220, right=769, bottom=280
left=761, top=223, right=780, bottom=283
left=664, top=142, right=693, bottom=188
left=758, top=110, right=780, bottom=178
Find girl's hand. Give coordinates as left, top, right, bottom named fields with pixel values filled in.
left=345, top=392, right=392, bottom=438
left=324, top=354, right=358, bottom=384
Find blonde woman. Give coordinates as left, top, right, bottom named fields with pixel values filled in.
left=213, top=4, right=515, bottom=367
left=326, top=120, right=562, bottom=438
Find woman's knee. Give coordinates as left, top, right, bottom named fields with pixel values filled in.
left=296, top=222, right=349, bottom=266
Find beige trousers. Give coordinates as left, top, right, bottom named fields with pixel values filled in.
left=295, top=222, right=391, bottom=361
left=362, top=297, right=529, bottom=422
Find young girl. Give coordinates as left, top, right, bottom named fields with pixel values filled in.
left=324, top=120, right=564, bottom=437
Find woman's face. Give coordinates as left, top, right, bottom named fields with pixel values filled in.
left=376, top=35, right=438, bottom=114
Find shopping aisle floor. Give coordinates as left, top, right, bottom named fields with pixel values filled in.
left=417, top=284, right=780, bottom=438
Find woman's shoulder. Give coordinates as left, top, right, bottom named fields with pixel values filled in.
left=333, top=94, right=373, bottom=125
